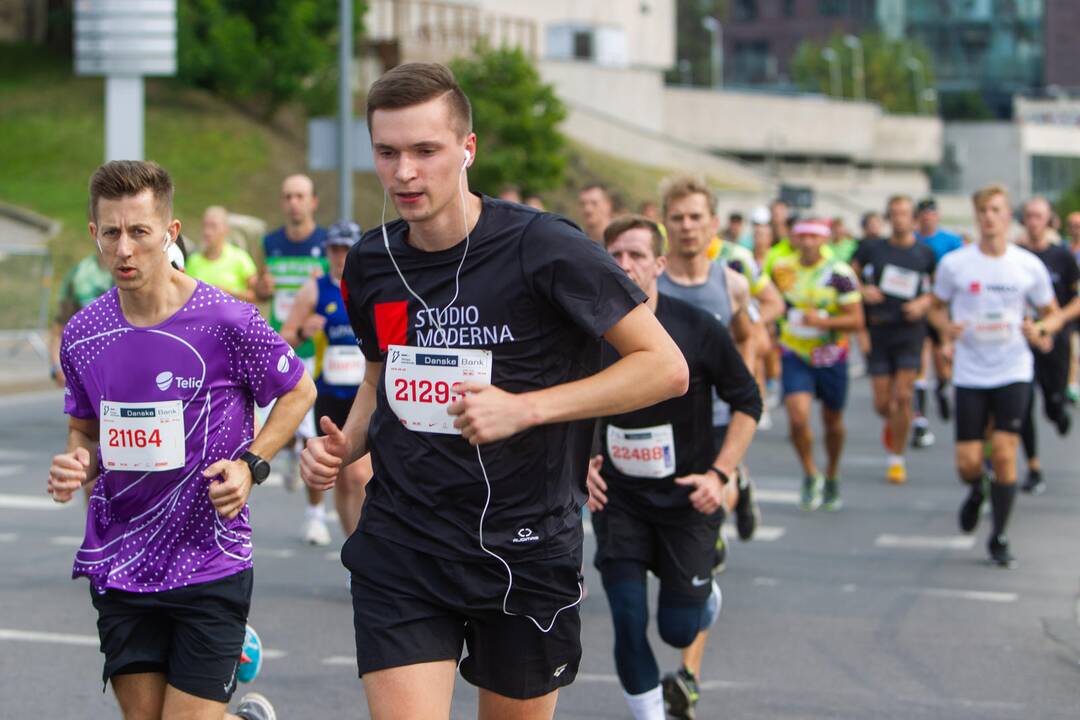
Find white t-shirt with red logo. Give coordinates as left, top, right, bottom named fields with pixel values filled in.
left=933, top=243, right=1054, bottom=388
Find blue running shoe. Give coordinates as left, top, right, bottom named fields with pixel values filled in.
left=237, top=624, right=263, bottom=684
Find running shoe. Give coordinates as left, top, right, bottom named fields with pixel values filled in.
left=988, top=534, right=1017, bottom=569
left=885, top=461, right=906, bottom=485
left=235, top=692, right=277, bottom=720
left=1021, top=469, right=1045, bottom=495
left=800, top=474, right=822, bottom=511
left=758, top=409, right=774, bottom=430
left=713, top=531, right=728, bottom=574
left=734, top=465, right=760, bottom=541
left=822, top=477, right=842, bottom=511
left=1053, top=411, right=1071, bottom=437
left=662, top=667, right=700, bottom=720
left=302, top=516, right=332, bottom=546
left=935, top=382, right=951, bottom=422
left=958, top=477, right=987, bottom=533
left=237, top=624, right=263, bottom=684
left=910, top=424, right=935, bottom=449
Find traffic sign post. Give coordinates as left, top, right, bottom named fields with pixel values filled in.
left=74, top=0, right=177, bottom=161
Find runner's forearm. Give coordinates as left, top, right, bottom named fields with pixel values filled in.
left=250, top=373, right=316, bottom=460
left=339, top=376, right=378, bottom=464
left=523, top=343, right=687, bottom=426
left=713, top=411, right=757, bottom=476
left=66, top=420, right=100, bottom=483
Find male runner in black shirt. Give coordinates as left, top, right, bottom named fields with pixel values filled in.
left=851, top=195, right=937, bottom=485
left=299, top=63, right=688, bottom=720
left=1017, top=197, right=1078, bottom=494
left=587, top=216, right=761, bottom=720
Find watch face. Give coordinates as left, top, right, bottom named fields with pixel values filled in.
left=253, top=460, right=270, bottom=481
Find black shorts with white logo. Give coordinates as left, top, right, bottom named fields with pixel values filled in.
left=955, top=383, right=1033, bottom=442
left=593, top=495, right=722, bottom=602
left=343, top=531, right=582, bottom=699
left=867, top=325, right=926, bottom=376
left=90, top=569, right=252, bottom=702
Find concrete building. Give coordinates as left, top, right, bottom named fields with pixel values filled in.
left=362, top=0, right=942, bottom=218
left=719, top=0, right=1080, bottom=117
left=940, top=97, right=1080, bottom=202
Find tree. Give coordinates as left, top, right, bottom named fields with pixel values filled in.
left=177, top=0, right=363, bottom=117
left=791, top=32, right=935, bottom=114
left=664, top=0, right=727, bottom=86
left=1055, top=174, right=1080, bottom=222
left=449, top=46, right=567, bottom=196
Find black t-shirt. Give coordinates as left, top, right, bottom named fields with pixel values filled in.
left=598, top=294, right=762, bottom=522
left=852, top=238, right=936, bottom=328
left=341, top=195, right=645, bottom=562
left=1028, top=243, right=1079, bottom=309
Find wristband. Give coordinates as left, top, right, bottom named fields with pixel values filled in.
left=709, top=466, right=730, bottom=485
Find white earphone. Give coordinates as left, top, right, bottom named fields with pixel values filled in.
left=462, top=149, right=471, bottom=169
left=161, top=231, right=171, bottom=253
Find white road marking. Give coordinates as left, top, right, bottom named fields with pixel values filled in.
left=912, top=587, right=1018, bottom=603
left=0, top=628, right=98, bottom=646
left=874, top=534, right=975, bottom=550
left=0, top=465, right=25, bottom=478
left=0, top=533, right=16, bottom=542
left=753, top=577, right=779, bottom=587
left=753, top=488, right=799, bottom=505
left=50, top=536, right=83, bottom=546
left=263, top=648, right=287, bottom=659
left=0, top=449, right=34, bottom=460
left=0, top=494, right=70, bottom=511
left=257, top=548, right=296, bottom=559
left=321, top=656, right=356, bottom=666
left=575, top=673, right=753, bottom=690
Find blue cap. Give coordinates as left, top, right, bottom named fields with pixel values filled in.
left=326, top=221, right=362, bottom=246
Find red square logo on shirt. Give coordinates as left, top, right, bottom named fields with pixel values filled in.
left=374, top=301, right=409, bottom=351
left=968, top=281, right=981, bottom=294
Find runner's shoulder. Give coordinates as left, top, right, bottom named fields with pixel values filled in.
left=658, top=293, right=731, bottom=346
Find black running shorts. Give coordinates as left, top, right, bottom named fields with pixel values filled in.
left=90, top=569, right=252, bottom=702
left=343, top=532, right=582, bottom=699
left=955, top=383, right=1033, bottom=442
left=593, top=497, right=722, bottom=602
left=867, top=326, right=925, bottom=376
left=315, top=392, right=354, bottom=433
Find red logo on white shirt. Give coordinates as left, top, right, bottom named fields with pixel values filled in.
left=968, top=281, right=981, bottom=294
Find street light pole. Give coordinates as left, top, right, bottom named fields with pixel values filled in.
left=822, top=47, right=841, bottom=99
left=338, top=0, right=353, bottom=222
left=844, top=34, right=865, bottom=101
left=906, top=57, right=925, bottom=114
left=702, top=16, right=723, bottom=88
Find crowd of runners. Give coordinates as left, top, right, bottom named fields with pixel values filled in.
left=43, top=61, right=1080, bottom=720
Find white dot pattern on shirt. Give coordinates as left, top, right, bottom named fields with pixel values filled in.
left=60, top=284, right=301, bottom=593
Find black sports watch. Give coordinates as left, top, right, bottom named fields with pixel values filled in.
left=708, top=466, right=731, bottom=485
left=240, top=451, right=271, bottom=485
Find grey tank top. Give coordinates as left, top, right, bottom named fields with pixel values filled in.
left=657, top=263, right=735, bottom=427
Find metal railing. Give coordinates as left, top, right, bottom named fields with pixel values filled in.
left=365, top=0, right=538, bottom=59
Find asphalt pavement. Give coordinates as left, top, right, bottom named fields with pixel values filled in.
left=3, top=379, right=1080, bottom=719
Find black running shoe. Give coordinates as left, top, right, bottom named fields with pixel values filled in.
left=662, top=667, right=700, bottom=720
left=235, top=692, right=276, bottom=720
left=1021, top=469, right=1045, bottom=495
left=1053, top=411, right=1071, bottom=437
left=988, top=534, right=1017, bottom=569
left=734, top=465, right=759, bottom=541
left=911, top=424, right=935, bottom=449
left=958, top=479, right=985, bottom=533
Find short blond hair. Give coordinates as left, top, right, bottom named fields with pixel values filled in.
left=972, top=183, right=1009, bottom=210
left=661, top=175, right=715, bottom=218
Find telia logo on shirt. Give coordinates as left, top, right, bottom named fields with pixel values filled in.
left=155, top=370, right=201, bottom=391
left=276, top=355, right=291, bottom=374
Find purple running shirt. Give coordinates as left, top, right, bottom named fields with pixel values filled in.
left=60, top=282, right=304, bottom=593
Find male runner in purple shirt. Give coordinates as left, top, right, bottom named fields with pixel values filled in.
left=47, top=160, right=316, bottom=720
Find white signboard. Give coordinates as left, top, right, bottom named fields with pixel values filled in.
left=74, top=0, right=177, bottom=77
